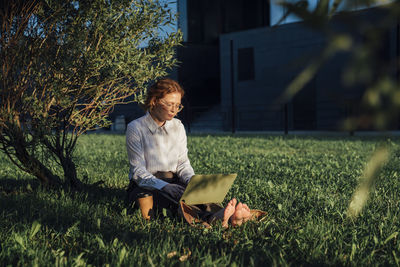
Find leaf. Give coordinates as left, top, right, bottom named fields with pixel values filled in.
left=393, top=250, right=400, bottom=266
left=95, top=236, right=105, bottom=249
left=384, top=232, right=398, bottom=245
left=147, top=256, right=156, bottom=267
left=347, top=146, right=389, bottom=219
left=118, top=247, right=127, bottom=265
left=179, top=248, right=191, bottom=262
left=121, top=208, right=127, bottom=216
left=29, top=220, right=41, bottom=240
left=167, top=251, right=177, bottom=258
left=74, top=252, right=86, bottom=266
left=373, top=235, right=379, bottom=245
left=350, top=243, right=357, bottom=261
left=14, top=233, right=26, bottom=250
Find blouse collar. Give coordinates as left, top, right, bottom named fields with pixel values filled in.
left=144, top=112, right=171, bottom=134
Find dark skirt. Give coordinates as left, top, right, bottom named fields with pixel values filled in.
left=126, top=171, right=222, bottom=222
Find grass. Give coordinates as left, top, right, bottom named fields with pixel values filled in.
left=1, top=134, right=400, bottom=266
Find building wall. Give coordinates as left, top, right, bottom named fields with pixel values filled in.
left=220, top=24, right=326, bottom=131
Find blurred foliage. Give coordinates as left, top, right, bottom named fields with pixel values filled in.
left=347, top=144, right=389, bottom=218
left=280, top=0, right=399, bottom=131
left=278, top=0, right=398, bottom=218
left=0, top=0, right=182, bottom=187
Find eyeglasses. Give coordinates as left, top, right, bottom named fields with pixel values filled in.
left=159, top=99, right=184, bottom=112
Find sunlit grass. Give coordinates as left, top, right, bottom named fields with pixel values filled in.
left=1, top=134, right=399, bottom=265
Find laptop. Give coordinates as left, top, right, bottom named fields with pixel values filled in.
left=160, top=173, right=237, bottom=205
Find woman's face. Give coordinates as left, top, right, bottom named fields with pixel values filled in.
left=151, top=92, right=182, bottom=125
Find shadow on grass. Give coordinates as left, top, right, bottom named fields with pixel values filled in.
left=0, top=178, right=148, bottom=243
left=0, top=178, right=237, bottom=250
left=0, top=177, right=41, bottom=193
left=0, top=177, right=327, bottom=265
left=0, top=178, right=269, bottom=260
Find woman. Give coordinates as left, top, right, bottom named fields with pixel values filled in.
left=126, top=78, right=252, bottom=227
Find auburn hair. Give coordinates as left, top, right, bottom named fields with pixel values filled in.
left=144, top=78, right=184, bottom=111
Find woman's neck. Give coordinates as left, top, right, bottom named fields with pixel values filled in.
left=149, top=111, right=165, bottom=127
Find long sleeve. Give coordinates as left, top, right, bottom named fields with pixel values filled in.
left=126, top=124, right=168, bottom=190
left=175, top=122, right=195, bottom=184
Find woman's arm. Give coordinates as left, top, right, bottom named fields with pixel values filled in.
left=126, top=124, right=169, bottom=190
left=175, top=122, right=195, bottom=184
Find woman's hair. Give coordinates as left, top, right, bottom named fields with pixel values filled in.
left=143, top=78, right=185, bottom=111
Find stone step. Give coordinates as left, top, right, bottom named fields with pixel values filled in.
left=187, top=105, right=224, bottom=132
left=190, top=119, right=223, bottom=126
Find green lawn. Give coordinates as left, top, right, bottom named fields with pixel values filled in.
left=0, top=134, right=399, bottom=266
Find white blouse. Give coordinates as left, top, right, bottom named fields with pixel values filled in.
left=126, top=112, right=194, bottom=190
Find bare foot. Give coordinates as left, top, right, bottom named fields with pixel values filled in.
left=222, top=198, right=237, bottom=228
left=241, top=204, right=252, bottom=223
left=231, top=202, right=252, bottom=227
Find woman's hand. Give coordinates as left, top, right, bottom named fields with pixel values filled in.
left=162, top=184, right=185, bottom=200
left=184, top=175, right=193, bottom=186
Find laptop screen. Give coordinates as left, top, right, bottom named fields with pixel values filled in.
left=180, top=174, right=237, bottom=205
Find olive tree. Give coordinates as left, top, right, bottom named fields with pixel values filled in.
left=0, top=0, right=182, bottom=188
